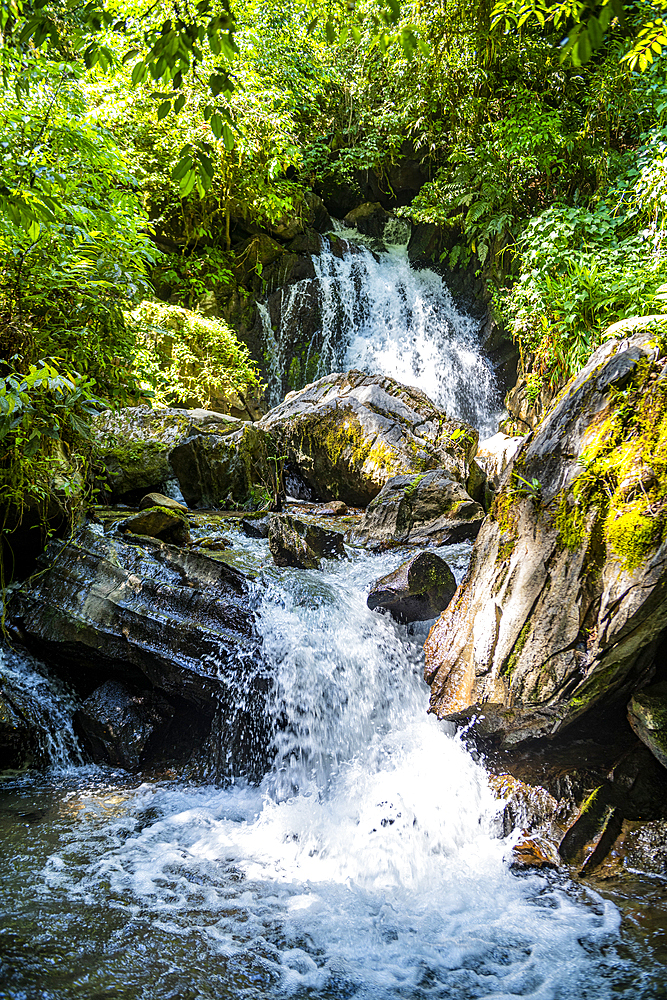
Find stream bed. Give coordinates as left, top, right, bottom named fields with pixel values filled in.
left=2, top=532, right=667, bottom=998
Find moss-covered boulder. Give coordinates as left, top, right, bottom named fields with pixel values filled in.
left=259, top=371, right=478, bottom=507
left=367, top=551, right=457, bottom=623
left=353, top=470, right=485, bottom=549
left=92, top=406, right=240, bottom=501
left=169, top=423, right=273, bottom=509
left=118, top=506, right=191, bottom=545
left=628, top=683, right=667, bottom=769
left=424, top=332, right=667, bottom=755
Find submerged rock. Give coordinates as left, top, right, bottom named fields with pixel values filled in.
left=268, top=515, right=345, bottom=569
left=259, top=371, right=478, bottom=507
left=169, top=422, right=273, bottom=508
left=354, top=470, right=485, bottom=549
left=10, top=524, right=269, bottom=780
left=93, top=406, right=241, bottom=501
left=425, top=333, right=667, bottom=758
left=367, top=551, right=457, bottom=623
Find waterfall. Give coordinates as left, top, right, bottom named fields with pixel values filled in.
left=258, top=223, right=499, bottom=435
left=0, top=644, right=83, bottom=769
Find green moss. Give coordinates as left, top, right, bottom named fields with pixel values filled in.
left=554, top=357, right=667, bottom=569
left=404, top=474, right=426, bottom=498
left=503, top=621, right=531, bottom=678
left=108, top=438, right=170, bottom=466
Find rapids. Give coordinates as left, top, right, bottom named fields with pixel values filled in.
left=0, top=532, right=662, bottom=998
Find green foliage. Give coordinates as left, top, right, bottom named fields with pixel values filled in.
left=128, top=300, right=264, bottom=411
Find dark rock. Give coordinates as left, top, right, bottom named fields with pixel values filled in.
left=268, top=515, right=345, bottom=569
left=367, top=551, right=457, bottom=623
left=76, top=680, right=174, bottom=771
left=628, top=682, right=667, bottom=768
left=169, top=423, right=273, bottom=509
left=10, top=524, right=269, bottom=780
left=259, top=371, right=478, bottom=507
left=118, top=506, right=191, bottom=545
left=354, top=470, right=485, bottom=549
left=139, top=492, right=188, bottom=512
left=193, top=535, right=230, bottom=550
left=343, top=202, right=392, bottom=238
left=241, top=516, right=270, bottom=539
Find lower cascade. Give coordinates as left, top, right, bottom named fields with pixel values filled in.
left=0, top=529, right=657, bottom=998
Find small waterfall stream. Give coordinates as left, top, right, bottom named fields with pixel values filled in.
left=260, top=224, right=499, bottom=436
left=0, top=531, right=655, bottom=998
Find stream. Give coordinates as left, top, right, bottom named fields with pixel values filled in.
left=1, top=532, right=666, bottom=998
left=1, top=227, right=667, bottom=998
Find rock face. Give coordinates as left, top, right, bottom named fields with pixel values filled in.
left=628, top=683, right=667, bottom=768
left=93, top=406, right=241, bottom=501
left=169, top=423, right=273, bottom=508
left=424, top=334, right=667, bottom=760
left=259, top=371, right=478, bottom=507
left=268, top=515, right=345, bottom=569
left=343, top=202, right=392, bottom=238
left=354, top=470, right=485, bottom=549
left=367, top=551, right=457, bottom=623
left=10, top=524, right=269, bottom=779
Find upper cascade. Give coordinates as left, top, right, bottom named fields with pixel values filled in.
left=259, top=222, right=499, bottom=435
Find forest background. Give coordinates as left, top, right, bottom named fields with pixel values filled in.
left=2, top=0, right=667, bottom=570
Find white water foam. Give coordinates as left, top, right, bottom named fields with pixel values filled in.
left=259, top=227, right=499, bottom=435
left=34, top=541, right=634, bottom=998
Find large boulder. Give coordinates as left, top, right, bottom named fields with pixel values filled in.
left=117, top=506, right=191, bottom=545
left=424, top=333, right=667, bottom=759
left=10, top=523, right=269, bottom=780
left=92, top=406, right=241, bottom=501
left=343, top=202, right=392, bottom=238
left=259, top=371, right=478, bottom=507
left=268, top=515, right=345, bottom=569
left=367, top=551, right=457, bottom=623
left=353, top=470, right=485, bottom=549
left=169, top=422, right=274, bottom=509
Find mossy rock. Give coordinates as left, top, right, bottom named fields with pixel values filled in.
left=367, top=551, right=457, bottom=623
left=169, top=423, right=273, bottom=509
left=259, top=370, right=478, bottom=507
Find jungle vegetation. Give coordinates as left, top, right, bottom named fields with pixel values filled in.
left=1, top=0, right=667, bottom=548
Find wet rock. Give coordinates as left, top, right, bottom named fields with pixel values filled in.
left=268, top=515, right=345, bottom=569
left=259, top=371, right=477, bottom=507
left=169, top=423, right=273, bottom=509
left=628, top=682, right=667, bottom=768
left=510, top=838, right=561, bottom=871
left=315, top=500, right=348, bottom=516
left=343, top=202, right=392, bottom=238
left=76, top=680, right=174, bottom=771
left=241, top=516, right=270, bottom=539
left=93, top=406, right=241, bottom=501
left=118, top=506, right=191, bottom=545
left=425, top=334, right=667, bottom=754
left=367, top=551, right=457, bottom=623
left=193, top=535, right=230, bottom=551
left=0, top=689, right=34, bottom=769
left=10, top=524, right=268, bottom=780
left=139, top=492, right=188, bottom=512
left=354, top=470, right=485, bottom=549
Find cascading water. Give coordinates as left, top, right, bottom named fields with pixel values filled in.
left=0, top=531, right=657, bottom=998
left=260, top=224, right=499, bottom=436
